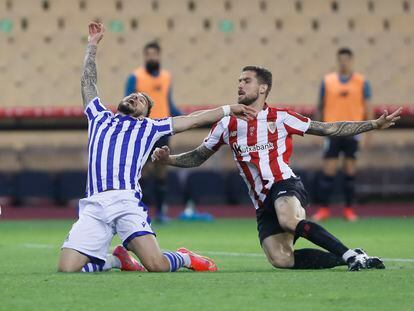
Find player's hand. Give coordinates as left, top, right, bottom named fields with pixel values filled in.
left=229, top=104, right=257, bottom=121
left=373, top=107, right=402, bottom=130
left=88, top=22, right=105, bottom=46
left=151, top=146, right=171, bottom=164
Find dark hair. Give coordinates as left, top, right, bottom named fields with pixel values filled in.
left=337, top=47, right=353, bottom=57
left=144, top=41, right=161, bottom=53
left=141, top=92, right=154, bottom=117
left=242, top=66, right=273, bottom=96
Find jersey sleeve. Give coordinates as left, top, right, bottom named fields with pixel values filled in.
left=283, top=110, right=311, bottom=136
left=203, top=120, right=227, bottom=151
left=150, top=117, right=174, bottom=139
left=84, top=97, right=112, bottom=122
left=318, top=80, right=325, bottom=111
left=125, top=74, right=136, bottom=96
left=363, top=80, right=372, bottom=100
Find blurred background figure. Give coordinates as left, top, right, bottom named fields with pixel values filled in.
left=125, top=41, right=179, bottom=223
left=312, top=48, right=372, bottom=222
left=125, top=41, right=212, bottom=223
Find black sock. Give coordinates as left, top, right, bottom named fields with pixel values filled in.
left=294, top=220, right=349, bottom=258
left=293, top=248, right=346, bottom=269
left=344, top=175, right=355, bottom=206
left=318, top=174, right=335, bottom=206
left=154, top=179, right=166, bottom=216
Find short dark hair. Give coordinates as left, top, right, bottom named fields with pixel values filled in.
left=242, top=66, right=273, bottom=96
left=337, top=47, right=353, bottom=57
left=141, top=92, right=154, bottom=117
left=144, top=41, right=161, bottom=53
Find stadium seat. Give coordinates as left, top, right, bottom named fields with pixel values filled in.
left=56, top=170, right=87, bottom=204
left=15, top=171, right=56, bottom=205
left=166, top=170, right=184, bottom=205
left=0, top=0, right=413, bottom=108
left=339, top=0, right=369, bottom=16
left=355, top=168, right=387, bottom=198
left=185, top=171, right=226, bottom=205
left=374, top=0, right=406, bottom=16
left=0, top=172, right=16, bottom=204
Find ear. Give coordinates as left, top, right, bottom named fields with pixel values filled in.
left=259, top=84, right=268, bottom=95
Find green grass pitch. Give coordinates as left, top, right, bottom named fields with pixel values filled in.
left=1, top=218, right=413, bottom=311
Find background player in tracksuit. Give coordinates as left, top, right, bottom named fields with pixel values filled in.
left=312, top=48, right=373, bottom=222
left=125, top=42, right=212, bottom=222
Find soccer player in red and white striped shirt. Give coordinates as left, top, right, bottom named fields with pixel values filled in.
left=153, top=66, right=401, bottom=271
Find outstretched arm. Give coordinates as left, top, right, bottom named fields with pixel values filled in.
left=151, top=145, right=215, bottom=168
left=172, top=105, right=256, bottom=134
left=306, top=108, right=402, bottom=137
left=81, top=22, right=105, bottom=107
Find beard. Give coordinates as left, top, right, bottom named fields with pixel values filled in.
left=118, top=102, right=135, bottom=116
left=237, top=92, right=259, bottom=105
left=145, top=61, right=160, bottom=74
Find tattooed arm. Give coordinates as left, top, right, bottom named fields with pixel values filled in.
left=306, top=108, right=402, bottom=136
left=306, top=120, right=375, bottom=136
left=81, top=22, right=105, bottom=107
left=81, top=44, right=98, bottom=107
left=151, top=145, right=215, bottom=168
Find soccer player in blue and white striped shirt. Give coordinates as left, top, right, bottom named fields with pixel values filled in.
left=57, top=22, right=256, bottom=273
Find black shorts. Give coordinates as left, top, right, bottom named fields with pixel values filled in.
left=256, top=177, right=309, bottom=245
left=323, top=136, right=359, bottom=159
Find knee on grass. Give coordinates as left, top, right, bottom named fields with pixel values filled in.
left=267, top=252, right=294, bottom=269
left=141, top=255, right=170, bottom=272
left=57, top=262, right=83, bottom=273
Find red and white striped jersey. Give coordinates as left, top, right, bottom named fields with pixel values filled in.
left=203, top=104, right=311, bottom=209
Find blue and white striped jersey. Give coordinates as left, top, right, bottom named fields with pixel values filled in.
left=84, top=97, right=173, bottom=197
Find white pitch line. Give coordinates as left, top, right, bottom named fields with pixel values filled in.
left=200, top=251, right=414, bottom=263
left=382, top=258, right=414, bottom=263
left=201, top=251, right=263, bottom=257
left=18, top=244, right=414, bottom=263
left=21, top=243, right=55, bottom=249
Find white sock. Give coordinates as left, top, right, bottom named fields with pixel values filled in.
left=103, top=254, right=121, bottom=270
left=177, top=252, right=191, bottom=268
left=183, top=201, right=195, bottom=215
left=342, top=249, right=358, bottom=262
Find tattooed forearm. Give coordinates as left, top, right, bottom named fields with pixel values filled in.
left=306, top=120, right=376, bottom=136
left=169, top=146, right=214, bottom=168
left=81, top=44, right=98, bottom=107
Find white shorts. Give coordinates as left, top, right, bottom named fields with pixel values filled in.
left=62, top=190, right=154, bottom=262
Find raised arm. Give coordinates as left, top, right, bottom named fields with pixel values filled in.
left=151, top=145, right=215, bottom=168
left=172, top=105, right=256, bottom=134
left=306, top=108, right=402, bottom=136
left=81, top=22, right=105, bottom=107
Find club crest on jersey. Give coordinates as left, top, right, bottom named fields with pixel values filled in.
left=249, top=126, right=255, bottom=136
left=267, top=122, right=277, bottom=134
